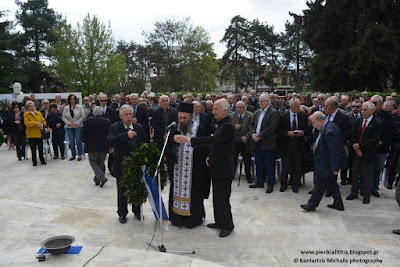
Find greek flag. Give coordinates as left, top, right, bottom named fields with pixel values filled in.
left=142, top=166, right=168, bottom=231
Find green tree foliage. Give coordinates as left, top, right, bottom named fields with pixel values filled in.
left=15, top=0, right=61, bottom=92
left=143, top=17, right=218, bottom=92
left=48, top=14, right=126, bottom=96
left=220, top=15, right=281, bottom=92
left=0, top=11, right=17, bottom=93
left=302, top=0, right=400, bottom=91
left=117, top=41, right=152, bottom=93
left=281, top=12, right=312, bottom=91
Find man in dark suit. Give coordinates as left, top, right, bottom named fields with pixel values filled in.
left=311, top=94, right=326, bottom=114
left=174, top=99, right=236, bottom=238
left=81, top=106, right=111, bottom=187
left=169, top=93, right=180, bottom=109
left=151, top=95, right=178, bottom=179
left=99, top=94, right=119, bottom=172
left=370, top=95, right=392, bottom=197
left=107, top=105, right=146, bottom=223
left=345, top=100, right=362, bottom=185
left=277, top=98, right=309, bottom=193
left=111, top=94, right=123, bottom=112
left=230, top=101, right=254, bottom=183
left=301, top=111, right=347, bottom=211
left=129, top=93, right=149, bottom=141
left=227, top=94, right=236, bottom=113
left=241, top=95, right=255, bottom=113
left=249, top=93, right=279, bottom=193
left=346, top=102, right=383, bottom=204
left=193, top=101, right=211, bottom=136
left=324, top=97, right=351, bottom=185
left=248, top=90, right=258, bottom=108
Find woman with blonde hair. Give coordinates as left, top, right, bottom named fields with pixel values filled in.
left=24, top=100, right=46, bottom=166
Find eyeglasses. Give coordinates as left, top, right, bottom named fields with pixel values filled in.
left=372, top=102, right=378, bottom=106
left=100, top=100, right=107, bottom=102
left=70, top=98, right=76, bottom=100
left=352, top=105, right=361, bottom=108
left=125, top=99, right=129, bottom=101
left=84, top=99, right=89, bottom=102
left=43, top=103, right=49, bottom=105
left=318, top=98, right=324, bottom=100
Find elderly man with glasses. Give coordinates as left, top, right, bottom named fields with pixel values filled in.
left=39, top=99, right=50, bottom=119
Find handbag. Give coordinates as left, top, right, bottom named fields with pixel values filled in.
left=41, top=127, right=50, bottom=140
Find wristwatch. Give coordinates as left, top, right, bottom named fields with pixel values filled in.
left=188, top=137, right=191, bottom=143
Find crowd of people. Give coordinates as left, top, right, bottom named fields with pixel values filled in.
left=1, top=89, right=400, bottom=237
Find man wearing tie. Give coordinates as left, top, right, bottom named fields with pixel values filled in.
left=277, top=98, right=309, bottom=193
left=230, top=101, right=254, bottom=183
left=346, top=102, right=383, bottom=204
left=301, top=111, right=347, bottom=211
left=107, top=105, right=146, bottom=223
left=249, top=93, right=279, bottom=193
left=345, top=100, right=362, bottom=185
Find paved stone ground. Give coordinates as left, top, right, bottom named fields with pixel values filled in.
left=0, top=144, right=400, bottom=266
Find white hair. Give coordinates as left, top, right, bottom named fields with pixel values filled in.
left=119, top=104, right=132, bottom=115
left=364, top=101, right=376, bottom=112
left=93, top=106, right=103, bottom=116
left=259, top=93, right=270, bottom=102
left=371, top=94, right=383, bottom=103
left=289, top=98, right=300, bottom=107
left=99, top=93, right=107, bottom=99
left=220, top=100, right=230, bottom=111
left=313, top=111, right=327, bottom=121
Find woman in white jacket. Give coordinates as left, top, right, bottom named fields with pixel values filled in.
left=62, top=94, right=85, bottom=161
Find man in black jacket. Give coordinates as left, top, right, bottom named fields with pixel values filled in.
left=277, top=98, right=309, bottom=193
left=129, top=93, right=149, bottom=142
left=347, top=102, right=383, bottom=204
left=81, top=106, right=111, bottom=187
left=370, top=95, right=392, bottom=197
left=99, top=94, right=119, bottom=172
left=151, top=95, right=178, bottom=180
left=107, top=105, right=146, bottom=224
left=324, top=97, right=351, bottom=185
left=174, top=99, right=235, bottom=238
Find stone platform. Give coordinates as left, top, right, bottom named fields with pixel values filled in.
left=0, top=144, right=399, bottom=266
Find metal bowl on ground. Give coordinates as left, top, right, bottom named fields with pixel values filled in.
left=41, top=235, right=75, bottom=255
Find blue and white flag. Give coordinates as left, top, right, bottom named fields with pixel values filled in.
left=142, top=166, right=168, bottom=231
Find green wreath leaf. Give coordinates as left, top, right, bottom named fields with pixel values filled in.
left=121, top=142, right=168, bottom=206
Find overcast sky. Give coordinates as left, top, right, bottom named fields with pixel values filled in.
left=1, top=0, right=308, bottom=57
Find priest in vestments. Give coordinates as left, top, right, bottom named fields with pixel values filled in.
left=168, top=102, right=210, bottom=228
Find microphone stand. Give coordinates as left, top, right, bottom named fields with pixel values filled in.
left=152, top=127, right=195, bottom=254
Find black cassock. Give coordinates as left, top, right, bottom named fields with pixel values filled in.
left=166, top=124, right=210, bottom=228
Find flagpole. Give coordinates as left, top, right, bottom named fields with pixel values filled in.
left=152, top=128, right=195, bottom=254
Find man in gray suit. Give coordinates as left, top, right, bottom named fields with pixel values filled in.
left=230, top=101, right=254, bottom=183
left=249, top=94, right=279, bottom=193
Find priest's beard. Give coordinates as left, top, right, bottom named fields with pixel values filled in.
left=177, top=120, right=193, bottom=135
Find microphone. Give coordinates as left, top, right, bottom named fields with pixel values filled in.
left=167, top=121, right=177, bottom=130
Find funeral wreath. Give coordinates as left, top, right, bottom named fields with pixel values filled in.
left=121, top=142, right=168, bottom=206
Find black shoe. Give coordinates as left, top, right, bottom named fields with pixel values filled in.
left=207, top=223, right=220, bottom=229
left=280, top=187, right=287, bottom=192
left=219, top=229, right=232, bottom=238
left=77, top=156, right=82, bottom=161
left=327, top=204, right=345, bottom=211
left=41, top=161, right=46, bottom=165
left=341, top=180, right=347, bottom=185
left=246, top=177, right=252, bottom=184
left=325, top=191, right=331, bottom=197
left=61, top=156, right=65, bottom=160
left=119, top=216, right=127, bottom=224
left=134, top=213, right=143, bottom=221
left=300, top=204, right=316, bottom=211
left=32, top=162, right=37, bottom=166
left=292, top=186, right=299, bottom=193
left=393, top=229, right=400, bottom=235
left=249, top=184, right=264, bottom=188
left=387, top=184, right=393, bottom=189
left=372, top=191, right=380, bottom=198
left=18, top=157, right=22, bottom=161
left=69, top=157, right=75, bottom=161
left=100, top=178, right=108, bottom=187
left=265, top=187, right=273, bottom=194
left=54, top=156, right=58, bottom=159
left=95, top=181, right=100, bottom=186
left=308, top=190, right=313, bottom=194
left=346, top=193, right=358, bottom=200
left=360, top=192, right=365, bottom=197
left=363, top=196, right=370, bottom=204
